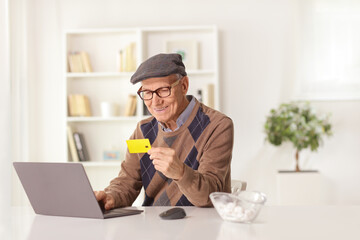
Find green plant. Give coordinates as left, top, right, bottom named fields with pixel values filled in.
left=264, top=102, right=332, bottom=172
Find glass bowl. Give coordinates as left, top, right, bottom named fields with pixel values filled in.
left=209, top=191, right=267, bottom=223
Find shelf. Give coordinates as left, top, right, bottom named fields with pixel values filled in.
left=142, top=25, right=216, bottom=33
left=66, top=70, right=215, bottom=78
left=187, top=69, right=216, bottom=75
left=81, top=161, right=122, bottom=167
left=65, top=28, right=137, bottom=35
left=67, top=116, right=138, bottom=122
left=66, top=72, right=134, bottom=78
left=65, top=26, right=215, bottom=35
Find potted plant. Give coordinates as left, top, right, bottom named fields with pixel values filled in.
left=264, top=102, right=332, bottom=205
left=264, top=101, right=332, bottom=172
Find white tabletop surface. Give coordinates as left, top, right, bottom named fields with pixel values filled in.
left=3, top=205, right=360, bottom=240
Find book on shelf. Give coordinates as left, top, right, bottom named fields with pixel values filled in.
left=67, top=125, right=79, bottom=162
left=68, top=52, right=83, bottom=73
left=116, top=50, right=124, bottom=72
left=124, top=94, right=137, bottom=116
left=117, top=42, right=137, bottom=72
left=80, top=51, right=93, bottom=72
left=73, top=132, right=90, bottom=162
left=200, top=83, right=215, bottom=109
left=125, top=42, right=136, bottom=72
left=68, top=94, right=92, bottom=117
left=68, top=51, right=93, bottom=73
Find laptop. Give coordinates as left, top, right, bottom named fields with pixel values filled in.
left=13, top=162, right=143, bottom=219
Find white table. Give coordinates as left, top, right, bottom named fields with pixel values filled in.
left=4, top=205, right=360, bottom=240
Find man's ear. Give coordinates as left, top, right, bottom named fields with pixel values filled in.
left=181, top=76, right=189, bottom=95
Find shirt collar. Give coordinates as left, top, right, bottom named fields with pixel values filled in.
left=159, top=96, right=196, bottom=132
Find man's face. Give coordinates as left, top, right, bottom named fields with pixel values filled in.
left=141, top=74, right=189, bottom=129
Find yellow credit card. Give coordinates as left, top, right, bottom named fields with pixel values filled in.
left=126, top=139, right=151, bottom=153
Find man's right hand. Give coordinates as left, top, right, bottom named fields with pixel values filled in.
left=94, top=191, right=115, bottom=211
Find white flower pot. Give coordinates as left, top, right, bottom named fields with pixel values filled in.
left=277, top=170, right=327, bottom=205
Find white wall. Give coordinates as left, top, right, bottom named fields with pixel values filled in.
left=0, top=0, right=12, bottom=235
left=16, top=0, right=360, bottom=205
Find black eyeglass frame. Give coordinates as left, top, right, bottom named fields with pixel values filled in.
left=137, top=79, right=181, bottom=101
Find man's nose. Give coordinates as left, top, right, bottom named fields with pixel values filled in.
left=152, top=93, right=163, bottom=104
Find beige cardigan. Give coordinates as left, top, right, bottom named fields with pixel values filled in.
left=105, top=99, right=233, bottom=207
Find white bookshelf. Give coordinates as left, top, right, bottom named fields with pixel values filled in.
left=66, top=72, right=134, bottom=78
left=67, top=116, right=138, bottom=122
left=64, top=25, right=219, bottom=171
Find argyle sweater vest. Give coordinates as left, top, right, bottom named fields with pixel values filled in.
left=105, top=98, right=233, bottom=207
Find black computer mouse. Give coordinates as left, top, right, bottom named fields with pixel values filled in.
left=159, top=207, right=186, bottom=220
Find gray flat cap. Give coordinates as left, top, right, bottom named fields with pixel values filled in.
left=130, top=53, right=187, bottom=84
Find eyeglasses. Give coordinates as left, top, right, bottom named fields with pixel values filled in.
left=137, top=79, right=181, bottom=100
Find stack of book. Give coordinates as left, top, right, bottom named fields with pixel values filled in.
left=197, top=84, right=215, bottom=108
left=117, top=42, right=137, bottom=72
left=67, top=126, right=90, bottom=162
left=124, top=95, right=137, bottom=116
left=68, top=51, right=93, bottom=73
left=68, top=94, right=92, bottom=117
left=202, top=84, right=215, bottom=108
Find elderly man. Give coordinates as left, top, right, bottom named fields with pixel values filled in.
left=95, top=53, right=233, bottom=209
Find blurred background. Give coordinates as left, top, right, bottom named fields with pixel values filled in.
left=1, top=0, right=360, bottom=216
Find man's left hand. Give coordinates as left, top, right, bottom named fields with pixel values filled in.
left=148, top=147, right=184, bottom=180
